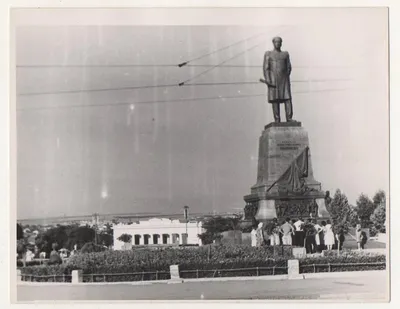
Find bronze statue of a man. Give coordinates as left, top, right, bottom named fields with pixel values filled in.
left=262, top=37, right=295, bottom=123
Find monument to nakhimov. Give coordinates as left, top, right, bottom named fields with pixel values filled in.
left=244, top=37, right=330, bottom=222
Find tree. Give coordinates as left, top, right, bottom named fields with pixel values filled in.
left=35, top=226, right=68, bottom=255
left=98, top=223, right=113, bottom=248
left=35, top=225, right=96, bottom=255
left=65, top=226, right=96, bottom=250
left=326, top=189, right=358, bottom=234
left=16, top=239, right=27, bottom=267
left=16, top=224, right=28, bottom=267
left=17, top=224, right=24, bottom=240
left=117, top=233, right=132, bottom=250
left=370, top=200, right=386, bottom=235
left=80, top=242, right=108, bottom=253
left=372, top=190, right=386, bottom=208
left=355, top=193, right=376, bottom=228
left=198, top=215, right=242, bottom=245
left=117, top=233, right=132, bottom=244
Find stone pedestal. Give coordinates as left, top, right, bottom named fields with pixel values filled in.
left=244, top=122, right=330, bottom=221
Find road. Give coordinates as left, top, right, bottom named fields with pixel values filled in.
left=16, top=271, right=388, bottom=302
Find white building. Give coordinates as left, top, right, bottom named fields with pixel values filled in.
left=112, top=218, right=204, bottom=250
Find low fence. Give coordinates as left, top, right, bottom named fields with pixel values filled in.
left=18, top=260, right=385, bottom=283
left=299, top=262, right=386, bottom=274
left=180, top=266, right=287, bottom=279
left=21, top=274, right=72, bottom=283
left=82, top=271, right=171, bottom=282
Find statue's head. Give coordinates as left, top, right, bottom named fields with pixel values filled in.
left=272, top=36, right=283, bottom=49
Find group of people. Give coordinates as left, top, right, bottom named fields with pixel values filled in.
left=251, top=217, right=346, bottom=254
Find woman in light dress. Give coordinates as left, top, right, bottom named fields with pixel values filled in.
left=256, top=222, right=265, bottom=247
left=313, top=219, right=323, bottom=252
left=251, top=226, right=258, bottom=247
left=322, top=220, right=335, bottom=250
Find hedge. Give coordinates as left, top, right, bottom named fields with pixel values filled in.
left=65, top=245, right=292, bottom=278
left=20, top=245, right=291, bottom=282
left=18, top=245, right=386, bottom=283
left=19, top=265, right=71, bottom=282
left=299, top=251, right=386, bottom=273
left=17, top=260, right=45, bottom=268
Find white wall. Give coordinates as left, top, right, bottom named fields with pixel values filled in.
left=112, top=218, right=204, bottom=250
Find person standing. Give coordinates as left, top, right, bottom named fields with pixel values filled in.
left=323, top=220, right=335, bottom=250
left=251, top=225, right=258, bottom=247
left=294, top=217, right=305, bottom=247
left=280, top=217, right=294, bottom=245
left=304, top=219, right=317, bottom=254
left=313, top=219, right=323, bottom=252
left=360, top=231, right=367, bottom=249
left=355, top=224, right=364, bottom=251
left=256, top=222, right=265, bottom=247
left=269, top=218, right=281, bottom=246
left=336, top=229, right=346, bottom=250
left=291, top=219, right=297, bottom=245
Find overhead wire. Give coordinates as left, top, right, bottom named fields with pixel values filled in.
left=178, top=26, right=290, bottom=86
left=178, top=38, right=270, bottom=86
left=17, top=88, right=353, bottom=112
left=176, top=30, right=269, bottom=68
left=17, top=78, right=353, bottom=96
left=17, top=83, right=180, bottom=97
left=16, top=64, right=360, bottom=69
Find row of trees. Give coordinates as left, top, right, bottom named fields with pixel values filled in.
left=17, top=223, right=114, bottom=260
left=327, top=189, right=386, bottom=235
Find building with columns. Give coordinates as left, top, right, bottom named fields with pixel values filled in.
left=112, top=218, right=204, bottom=250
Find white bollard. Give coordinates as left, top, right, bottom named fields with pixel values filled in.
left=72, top=270, right=83, bottom=283
left=288, top=259, right=304, bottom=280
left=168, top=265, right=183, bottom=284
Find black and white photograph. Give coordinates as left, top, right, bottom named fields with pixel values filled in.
left=10, top=6, right=390, bottom=302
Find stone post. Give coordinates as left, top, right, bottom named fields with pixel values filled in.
left=168, top=264, right=183, bottom=284
left=288, top=259, right=303, bottom=280
left=17, top=269, right=21, bottom=282
left=72, top=270, right=83, bottom=283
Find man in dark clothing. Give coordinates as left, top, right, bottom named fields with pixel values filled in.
left=304, top=219, right=317, bottom=254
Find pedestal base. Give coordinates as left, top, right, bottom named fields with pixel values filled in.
left=244, top=122, right=331, bottom=222
left=255, top=200, right=277, bottom=221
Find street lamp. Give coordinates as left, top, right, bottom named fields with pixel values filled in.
left=183, top=206, right=189, bottom=244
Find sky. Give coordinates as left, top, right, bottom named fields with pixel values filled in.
left=15, top=9, right=389, bottom=219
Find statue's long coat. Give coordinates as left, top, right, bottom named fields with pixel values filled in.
left=263, top=50, right=292, bottom=103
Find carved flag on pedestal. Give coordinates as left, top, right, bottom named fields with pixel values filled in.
left=269, top=147, right=310, bottom=194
